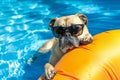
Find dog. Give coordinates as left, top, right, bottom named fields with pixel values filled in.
left=28, top=13, right=93, bottom=80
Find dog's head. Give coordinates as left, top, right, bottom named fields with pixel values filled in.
left=48, top=13, right=93, bottom=53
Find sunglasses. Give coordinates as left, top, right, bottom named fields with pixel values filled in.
left=51, top=24, right=84, bottom=37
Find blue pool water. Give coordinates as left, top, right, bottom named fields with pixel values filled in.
left=0, top=0, right=120, bottom=80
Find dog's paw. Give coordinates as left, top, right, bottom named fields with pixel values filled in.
left=27, top=58, right=33, bottom=65
left=27, top=55, right=38, bottom=65
left=45, top=63, right=56, bottom=80
left=80, top=34, right=93, bottom=44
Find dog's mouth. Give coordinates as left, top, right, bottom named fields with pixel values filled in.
left=60, top=44, right=78, bottom=53
left=59, top=36, right=80, bottom=52
left=65, top=45, right=75, bottom=52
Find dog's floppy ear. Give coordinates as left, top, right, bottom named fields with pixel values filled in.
left=48, top=18, right=57, bottom=29
left=76, top=13, right=88, bottom=25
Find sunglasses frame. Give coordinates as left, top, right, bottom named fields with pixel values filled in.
left=51, top=24, right=84, bottom=37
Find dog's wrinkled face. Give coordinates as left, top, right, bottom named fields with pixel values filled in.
left=51, top=24, right=84, bottom=52
left=49, top=14, right=92, bottom=53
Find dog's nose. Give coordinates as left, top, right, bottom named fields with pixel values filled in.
left=65, top=32, right=71, bottom=37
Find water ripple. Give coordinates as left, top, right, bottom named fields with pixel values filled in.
left=0, top=0, right=120, bottom=80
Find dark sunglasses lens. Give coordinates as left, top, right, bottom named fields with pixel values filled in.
left=69, top=24, right=84, bottom=34
left=57, top=27, right=64, bottom=34
left=51, top=24, right=84, bottom=37
left=69, top=26, right=79, bottom=34
left=52, top=27, right=64, bottom=37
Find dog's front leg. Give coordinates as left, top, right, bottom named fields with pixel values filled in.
left=44, top=51, right=61, bottom=80
left=27, top=38, right=57, bottom=65
left=27, top=52, right=40, bottom=65
left=45, top=63, right=56, bottom=80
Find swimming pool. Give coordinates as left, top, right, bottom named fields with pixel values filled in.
left=0, top=0, right=120, bottom=80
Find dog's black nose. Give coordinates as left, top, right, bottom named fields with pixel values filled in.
left=65, top=32, right=71, bottom=37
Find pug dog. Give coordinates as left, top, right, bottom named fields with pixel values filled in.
left=28, top=13, right=93, bottom=80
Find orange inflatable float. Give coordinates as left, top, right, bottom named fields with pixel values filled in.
left=39, top=30, right=120, bottom=80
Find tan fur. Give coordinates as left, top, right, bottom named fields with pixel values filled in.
left=28, top=13, right=93, bottom=79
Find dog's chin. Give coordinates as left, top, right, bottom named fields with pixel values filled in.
left=59, top=35, right=80, bottom=53
left=60, top=45, right=75, bottom=53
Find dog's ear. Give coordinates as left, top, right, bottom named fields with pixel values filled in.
left=48, top=18, right=57, bottom=29
left=76, top=13, right=88, bottom=25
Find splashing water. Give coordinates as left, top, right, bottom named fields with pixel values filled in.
left=0, top=0, right=120, bottom=80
